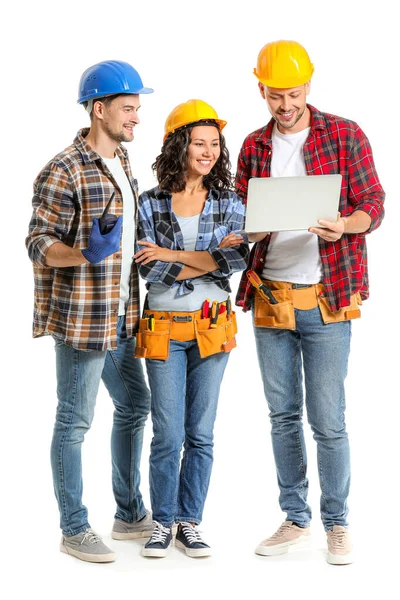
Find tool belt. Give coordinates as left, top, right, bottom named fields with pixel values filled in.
left=134, top=308, right=237, bottom=361
left=253, top=279, right=362, bottom=330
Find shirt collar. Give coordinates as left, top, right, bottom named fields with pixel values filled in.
left=73, top=128, right=129, bottom=164
left=254, top=104, right=326, bottom=146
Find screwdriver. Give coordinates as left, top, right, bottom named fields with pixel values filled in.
left=246, top=270, right=278, bottom=304
left=210, top=302, right=219, bottom=328
left=202, top=298, right=210, bottom=319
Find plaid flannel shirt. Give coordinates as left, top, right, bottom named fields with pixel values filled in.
left=235, top=104, right=385, bottom=312
left=136, top=187, right=249, bottom=295
left=26, top=128, right=141, bottom=351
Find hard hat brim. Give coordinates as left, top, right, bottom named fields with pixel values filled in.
left=254, top=67, right=314, bottom=89
left=163, top=119, right=227, bottom=142
left=77, top=87, right=154, bottom=104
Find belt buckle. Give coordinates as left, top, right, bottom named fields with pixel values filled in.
left=173, top=315, right=192, bottom=322
left=292, top=283, right=312, bottom=290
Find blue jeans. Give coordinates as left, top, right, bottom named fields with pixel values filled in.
left=51, top=316, right=151, bottom=536
left=145, top=340, right=229, bottom=527
left=253, top=307, right=351, bottom=530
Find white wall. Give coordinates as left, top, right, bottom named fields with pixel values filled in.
left=2, top=0, right=397, bottom=598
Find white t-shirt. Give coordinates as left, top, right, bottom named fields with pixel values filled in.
left=102, top=155, right=135, bottom=315
left=261, top=124, right=323, bottom=284
left=148, top=213, right=228, bottom=311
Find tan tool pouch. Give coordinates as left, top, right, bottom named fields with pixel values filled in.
left=253, top=280, right=362, bottom=329
left=134, top=318, right=171, bottom=360
left=317, top=285, right=362, bottom=324
left=254, top=285, right=296, bottom=330
left=194, top=312, right=237, bottom=359
left=135, top=308, right=237, bottom=360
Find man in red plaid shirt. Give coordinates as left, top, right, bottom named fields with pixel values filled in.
left=235, top=40, right=384, bottom=565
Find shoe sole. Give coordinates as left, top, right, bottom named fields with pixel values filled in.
left=141, top=547, right=169, bottom=558
left=175, top=539, right=212, bottom=558
left=60, top=544, right=116, bottom=563
left=113, top=525, right=177, bottom=541
left=112, top=529, right=154, bottom=540
left=327, top=551, right=354, bottom=565
left=255, top=535, right=311, bottom=556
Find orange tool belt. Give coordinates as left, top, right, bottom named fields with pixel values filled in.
left=134, top=305, right=237, bottom=361
left=247, top=271, right=362, bottom=330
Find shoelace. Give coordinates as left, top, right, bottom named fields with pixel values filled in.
left=80, top=529, right=102, bottom=545
left=180, top=522, right=205, bottom=545
left=269, top=523, right=295, bottom=541
left=328, top=529, right=348, bottom=550
left=149, top=522, right=170, bottom=544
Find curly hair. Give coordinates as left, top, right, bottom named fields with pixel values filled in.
left=152, top=120, right=233, bottom=193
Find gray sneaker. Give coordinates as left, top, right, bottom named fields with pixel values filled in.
left=112, top=511, right=177, bottom=540
left=60, top=528, right=116, bottom=563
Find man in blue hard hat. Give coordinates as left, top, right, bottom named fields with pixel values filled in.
left=26, top=60, right=154, bottom=563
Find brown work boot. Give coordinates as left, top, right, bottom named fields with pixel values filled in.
left=255, top=521, right=310, bottom=556
left=326, top=525, right=353, bottom=565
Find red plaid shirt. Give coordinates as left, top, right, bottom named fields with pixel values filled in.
left=235, top=105, right=385, bottom=312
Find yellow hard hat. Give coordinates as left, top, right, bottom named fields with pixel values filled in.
left=254, top=40, right=314, bottom=88
left=164, top=99, right=227, bottom=141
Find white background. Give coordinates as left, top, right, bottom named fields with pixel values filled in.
left=2, top=1, right=398, bottom=598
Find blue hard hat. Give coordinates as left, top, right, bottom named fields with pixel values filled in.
left=77, top=60, right=153, bottom=103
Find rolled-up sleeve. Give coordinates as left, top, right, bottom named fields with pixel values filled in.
left=348, top=127, right=385, bottom=233
left=26, top=162, right=75, bottom=266
left=136, top=192, right=185, bottom=286
left=209, top=193, right=249, bottom=276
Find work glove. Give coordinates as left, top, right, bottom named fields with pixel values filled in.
left=82, top=216, right=123, bottom=264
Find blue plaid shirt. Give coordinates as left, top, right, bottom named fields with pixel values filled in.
left=137, top=187, right=249, bottom=296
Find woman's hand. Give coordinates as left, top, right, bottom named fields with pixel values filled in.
left=134, top=241, right=178, bottom=264
left=218, top=232, right=244, bottom=249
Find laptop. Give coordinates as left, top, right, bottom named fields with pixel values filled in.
left=244, top=174, right=342, bottom=232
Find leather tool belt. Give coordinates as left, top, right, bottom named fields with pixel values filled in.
left=134, top=308, right=237, bottom=361
left=253, top=280, right=362, bottom=330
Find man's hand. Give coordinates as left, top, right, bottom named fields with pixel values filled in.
left=309, top=213, right=345, bottom=242
left=219, top=232, right=244, bottom=248
left=134, top=241, right=177, bottom=265
left=82, top=216, right=123, bottom=264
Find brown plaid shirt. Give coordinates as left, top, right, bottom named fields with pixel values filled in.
left=26, top=128, right=141, bottom=351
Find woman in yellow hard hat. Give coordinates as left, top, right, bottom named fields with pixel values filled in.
left=134, top=99, right=249, bottom=559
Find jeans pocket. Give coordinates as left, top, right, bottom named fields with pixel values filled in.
left=53, top=336, right=65, bottom=348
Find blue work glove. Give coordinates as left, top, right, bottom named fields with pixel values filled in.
left=82, top=217, right=123, bottom=264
